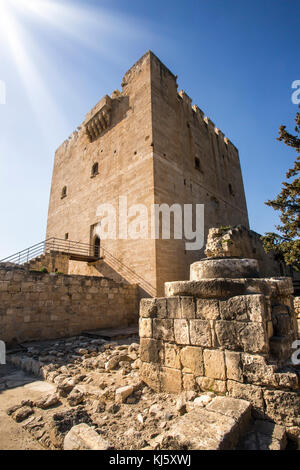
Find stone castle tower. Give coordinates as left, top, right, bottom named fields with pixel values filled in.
left=46, top=51, right=249, bottom=296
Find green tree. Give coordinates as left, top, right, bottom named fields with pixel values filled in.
left=262, top=106, right=300, bottom=270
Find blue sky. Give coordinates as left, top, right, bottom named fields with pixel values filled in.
left=0, top=0, right=299, bottom=259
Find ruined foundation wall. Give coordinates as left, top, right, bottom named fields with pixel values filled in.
left=139, top=279, right=300, bottom=430
left=0, top=264, right=139, bottom=345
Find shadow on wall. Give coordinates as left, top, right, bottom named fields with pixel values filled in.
left=88, top=260, right=152, bottom=300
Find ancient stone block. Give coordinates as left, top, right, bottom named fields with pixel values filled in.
left=156, top=298, right=168, bottom=318
left=206, top=396, right=252, bottom=436
left=64, top=423, right=111, bottom=450
left=180, top=297, right=196, bottom=319
left=263, top=389, right=300, bottom=427
left=189, top=320, right=211, bottom=347
left=247, top=294, right=268, bottom=322
left=139, top=338, right=159, bottom=363
left=161, top=367, right=182, bottom=393
left=196, top=376, right=227, bottom=395
left=182, top=373, right=197, bottom=391
left=161, top=407, right=240, bottom=450
left=139, top=318, right=152, bottom=338
left=180, top=346, right=203, bottom=375
left=225, top=351, right=243, bottom=382
left=164, top=343, right=181, bottom=369
left=174, top=319, right=190, bottom=345
left=242, top=354, right=277, bottom=388
left=219, top=296, right=248, bottom=322
left=215, top=321, right=243, bottom=350
left=203, top=349, right=226, bottom=380
left=140, top=298, right=157, bottom=318
left=166, top=297, right=181, bottom=318
left=227, top=380, right=264, bottom=415
left=196, top=299, right=220, bottom=320
left=239, top=323, right=268, bottom=354
left=153, top=319, right=174, bottom=341
left=139, top=362, right=161, bottom=392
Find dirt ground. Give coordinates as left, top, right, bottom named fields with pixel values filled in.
left=0, top=364, right=58, bottom=449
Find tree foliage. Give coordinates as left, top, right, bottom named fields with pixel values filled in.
left=262, top=106, right=300, bottom=269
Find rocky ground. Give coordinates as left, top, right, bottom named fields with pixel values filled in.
left=1, top=335, right=199, bottom=450
left=0, top=335, right=292, bottom=450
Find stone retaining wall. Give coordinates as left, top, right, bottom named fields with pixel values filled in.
left=0, top=264, right=139, bottom=344
left=139, top=278, right=300, bottom=434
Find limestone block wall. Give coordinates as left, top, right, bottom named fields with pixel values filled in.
left=27, top=252, right=70, bottom=274
left=139, top=280, right=300, bottom=430
left=0, top=264, right=139, bottom=345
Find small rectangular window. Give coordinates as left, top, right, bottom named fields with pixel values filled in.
left=65, top=233, right=69, bottom=240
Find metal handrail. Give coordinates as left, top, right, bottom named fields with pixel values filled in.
left=0, top=237, right=96, bottom=266
left=100, top=247, right=156, bottom=296
left=0, top=237, right=156, bottom=295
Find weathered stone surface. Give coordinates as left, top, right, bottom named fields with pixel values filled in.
left=165, top=278, right=293, bottom=300
left=220, top=296, right=248, bottom=321
left=182, top=373, right=197, bottom=391
left=0, top=265, right=139, bottom=345
left=67, top=388, right=85, bottom=407
left=225, top=351, right=243, bottom=382
left=227, top=381, right=264, bottom=414
left=196, top=377, right=227, bottom=395
left=64, top=423, right=111, bottom=450
left=239, top=323, right=268, bottom=354
left=180, top=297, right=196, bottom=319
left=238, top=420, right=287, bottom=450
left=206, top=396, right=251, bottom=435
left=189, top=320, right=211, bottom=347
left=180, top=346, right=203, bottom=375
left=35, top=393, right=60, bottom=410
left=115, top=385, right=134, bottom=403
left=196, top=299, right=220, bottom=320
left=139, top=318, right=152, bottom=338
left=191, top=258, right=259, bottom=280
left=164, top=343, right=181, bottom=369
left=263, top=389, right=300, bottom=427
left=152, top=319, right=174, bottom=341
left=166, top=297, right=181, bottom=319
left=193, top=394, right=213, bottom=407
left=139, top=362, right=161, bottom=392
left=13, top=406, right=34, bottom=423
left=161, top=367, right=182, bottom=393
left=140, top=298, right=157, bottom=318
left=242, top=354, right=277, bottom=387
left=162, top=406, right=241, bottom=450
left=174, top=319, right=190, bottom=345
left=140, top=338, right=159, bottom=363
left=203, top=349, right=226, bottom=380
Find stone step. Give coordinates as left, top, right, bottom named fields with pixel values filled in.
left=152, top=396, right=252, bottom=450
left=237, top=419, right=287, bottom=450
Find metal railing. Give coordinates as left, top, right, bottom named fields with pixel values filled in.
left=0, top=238, right=156, bottom=296
left=0, top=238, right=97, bottom=265
left=100, top=246, right=156, bottom=296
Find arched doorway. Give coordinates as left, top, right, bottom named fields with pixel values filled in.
left=94, top=236, right=100, bottom=258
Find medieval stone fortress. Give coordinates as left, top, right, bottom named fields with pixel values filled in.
left=0, top=52, right=299, bottom=451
